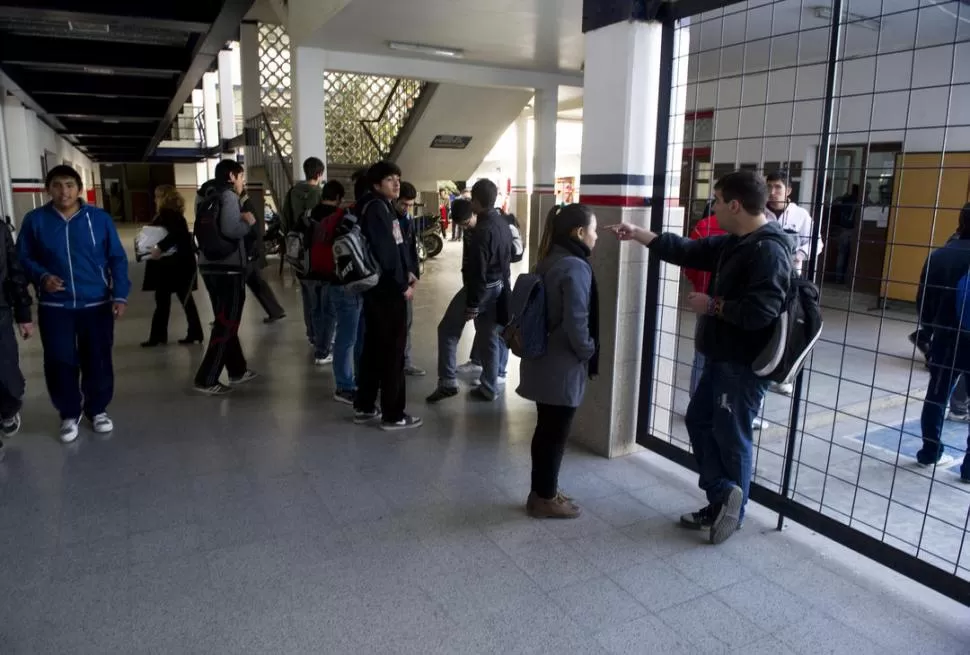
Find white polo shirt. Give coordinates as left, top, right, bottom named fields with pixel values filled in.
left=765, top=202, right=823, bottom=263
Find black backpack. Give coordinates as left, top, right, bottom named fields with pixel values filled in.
left=193, top=188, right=236, bottom=261
left=752, top=274, right=823, bottom=384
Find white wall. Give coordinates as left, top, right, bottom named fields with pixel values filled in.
left=174, top=163, right=200, bottom=187
left=472, top=118, right=583, bottom=186
left=2, top=94, right=96, bottom=185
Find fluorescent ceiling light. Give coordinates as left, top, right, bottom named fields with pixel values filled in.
left=387, top=41, right=464, bottom=59
left=83, top=66, right=115, bottom=75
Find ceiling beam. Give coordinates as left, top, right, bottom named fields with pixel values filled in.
left=146, top=0, right=256, bottom=157
left=38, top=95, right=169, bottom=119
left=0, top=2, right=222, bottom=32
left=59, top=120, right=157, bottom=137
left=0, top=34, right=188, bottom=74
left=7, top=69, right=177, bottom=99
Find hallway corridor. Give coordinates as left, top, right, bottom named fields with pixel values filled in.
left=0, top=242, right=967, bottom=654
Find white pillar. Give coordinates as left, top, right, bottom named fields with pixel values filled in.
left=217, top=48, right=236, bottom=144
left=528, top=86, right=558, bottom=268
left=239, top=22, right=262, bottom=121
left=572, top=19, right=688, bottom=458
left=202, top=71, right=220, bottom=178
left=0, top=87, right=14, bottom=222
left=291, top=45, right=327, bottom=180
left=513, top=113, right=530, bottom=250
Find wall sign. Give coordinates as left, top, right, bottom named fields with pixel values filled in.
left=430, top=135, right=472, bottom=149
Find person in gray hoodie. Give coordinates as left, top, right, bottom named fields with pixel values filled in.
left=193, top=160, right=258, bottom=395
left=517, top=204, right=600, bottom=520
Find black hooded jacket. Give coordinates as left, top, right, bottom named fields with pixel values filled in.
left=648, top=220, right=794, bottom=365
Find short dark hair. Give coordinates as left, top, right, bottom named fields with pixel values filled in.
left=399, top=181, right=417, bottom=201
left=714, top=170, right=768, bottom=215
left=303, top=157, right=325, bottom=181
left=46, top=165, right=82, bottom=189
left=450, top=198, right=474, bottom=224
left=471, top=178, right=498, bottom=210
left=321, top=180, right=345, bottom=202
left=214, top=159, right=244, bottom=184
left=765, top=169, right=790, bottom=188
left=959, top=202, right=970, bottom=239
left=367, top=161, right=402, bottom=188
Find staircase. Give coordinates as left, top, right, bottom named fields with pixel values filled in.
left=245, top=112, right=293, bottom=214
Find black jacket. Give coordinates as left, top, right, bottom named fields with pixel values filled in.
left=142, top=208, right=198, bottom=294
left=463, top=208, right=513, bottom=311
left=302, top=203, right=342, bottom=283
left=0, top=223, right=32, bottom=324
left=918, top=236, right=970, bottom=357
left=398, top=210, right=420, bottom=279
left=357, top=192, right=413, bottom=296
left=649, top=221, right=793, bottom=365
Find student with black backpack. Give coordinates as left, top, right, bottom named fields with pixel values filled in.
left=611, top=170, right=795, bottom=545
left=192, top=160, right=258, bottom=396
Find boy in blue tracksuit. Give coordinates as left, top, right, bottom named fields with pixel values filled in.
left=17, top=165, right=130, bottom=444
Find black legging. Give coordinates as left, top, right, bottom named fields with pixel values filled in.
left=530, top=403, right=578, bottom=499
left=149, top=288, right=203, bottom=343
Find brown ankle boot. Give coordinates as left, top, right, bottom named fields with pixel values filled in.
left=526, top=491, right=581, bottom=519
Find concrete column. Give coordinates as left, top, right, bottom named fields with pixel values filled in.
left=512, top=113, right=530, bottom=252
left=571, top=19, right=687, bottom=458
left=0, top=86, right=15, bottom=221
left=528, top=86, right=557, bottom=269
left=217, top=48, right=236, bottom=144
left=202, top=71, right=220, bottom=179
left=239, top=21, right=262, bottom=168
left=291, top=45, right=327, bottom=180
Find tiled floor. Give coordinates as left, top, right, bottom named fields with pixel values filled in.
left=1, top=239, right=968, bottom=654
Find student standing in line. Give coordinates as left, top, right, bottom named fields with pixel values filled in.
left=518, top=204, right=600, bottom=519
left=611, top=170, right=792, bottom=544
left=284, top=157, right=326, bottom=340
left=353, top=161, right=422, bottom=431
left=396, top=181, right=426, bottom=377
left=241, top=191, right=286, bottom=324
left=303, top=181, right=345, bottom=366
left=17, top=165, right=131, bottom=443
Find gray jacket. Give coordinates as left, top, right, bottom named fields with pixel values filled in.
left=197, top=187, right=250, bottom=272
left=517, top=246, right=596, bottom=408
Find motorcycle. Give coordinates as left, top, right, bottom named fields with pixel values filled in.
left=262, top=205, right=283, bottom=257
left=415, top=213, right=444, bottom=259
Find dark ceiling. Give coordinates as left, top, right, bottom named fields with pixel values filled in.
left=0, top=1, right=254, bottom=163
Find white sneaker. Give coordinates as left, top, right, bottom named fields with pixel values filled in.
left=91, top=413, right=114, bottom=434
left=457, top=361, right=482, bottom=375
left=478, top=376, right=508, bottom=386
left=314, top=355, right=333, bottom=366
left=752, top=416, right=764, bottom=430
left=770, top=382, right=794, bottom=396
left=59, top=418, right=80, bottom=444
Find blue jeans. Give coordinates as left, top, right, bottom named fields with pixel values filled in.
left=471, top=330, right=508, bottom=377
left=685, top=359, right=768, bottom=519
left=326, top=285, right=363, bottom=392
left=689, top=350, right=704, bottom=396
left=919, top=355, right=970, bottom=471
left=306, top=281, right=336, bottom=360
left=437, top=284, right=503, bottom=397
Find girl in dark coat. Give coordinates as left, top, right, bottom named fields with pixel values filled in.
left=141, top=185, right=204, bottom=347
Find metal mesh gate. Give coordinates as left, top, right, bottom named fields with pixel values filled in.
left=256, top=24, right=426, bottom=165
left=639, top=0, right=970, bottom=604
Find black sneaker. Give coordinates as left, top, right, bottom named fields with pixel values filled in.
left=334, top=389, right=356, bottom=406
left=381, top=415, right=423, bottom=432
left=426, top=386, right=459, bottom=404
left=710, top=485, right=743, bottom=545
left=1, top=413, right=21, bottom=437
left=354, top=409, right=381, bottom=424
left=679, top=504, right=716, bottom=530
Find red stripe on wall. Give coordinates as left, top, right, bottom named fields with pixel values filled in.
left=12, top=186, right=46, bottom=193
left=580, top=195, right=682, bottom=208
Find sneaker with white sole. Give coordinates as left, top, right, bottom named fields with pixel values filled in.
left=770, top=382, right=794, bottom=396
left=90, top=413, right=113, bottom=434
left=381, top=415, right=423, bottom=431
left=195, top=383, right=232, bottom=396
left=946, top=410, right=970, bottom=423
left=1, top=413, right=21, bottom=437
left=353, top=409, right=382, bottom=424
left=333, top=389, right=356, bottom=406
left=752, top=416, right=764, bottom=430
left=457, top=361, right=482, bottom=375
left=59, top=418, right=80, bottom=444
left=228, top=370, right=258, bottom=386
left=314, top=355, right=333, bottom=366
left=710, top=485, right=743, bottom=545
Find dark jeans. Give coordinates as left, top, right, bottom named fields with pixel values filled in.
left=326, top=285, right=363, bottom=392
left=919, top=360, right=970, bottom=466
left=246, top=265, right=284, bottom=319
left=685, top=359, right=767, bottom=519
left=38, top=304, right=114, bottom=420
left=834, top=227, right=853, bottom=283
left=355, top=293, right=408, bottom=422
left=0, top=311, right=24, bottom=420
left=305, top=280, right=336, bottom=360
left=149, top=288, right=203, bottom=342
left=437, top=284, right=503, bottom=397
left=452, top=222, right=463, bottom=241
left=196, top=273, right=248, bottom=387
left=531, top=403, right=578, bottom=499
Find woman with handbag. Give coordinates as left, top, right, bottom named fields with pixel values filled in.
left=141, top=185, right=204, bottom=347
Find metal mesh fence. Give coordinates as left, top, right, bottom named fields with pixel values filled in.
left=647, top=0, right=970, bottom=587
